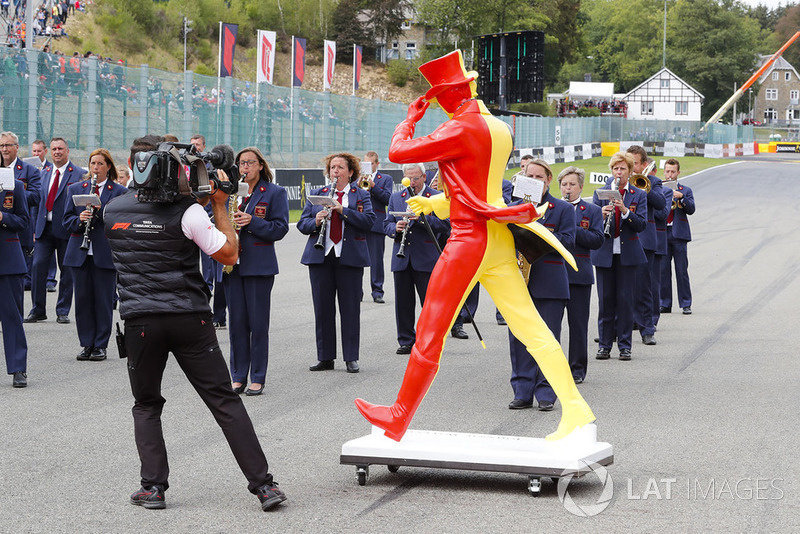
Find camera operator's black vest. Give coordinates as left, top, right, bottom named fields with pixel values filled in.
left=104, top=192, right=212, bottom=320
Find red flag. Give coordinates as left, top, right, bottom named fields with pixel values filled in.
left=219, top=23, right=238, bottom=77
left=293, top=37, right=306, bottom=87
left=353, top=45, right=362, bottom=93
left=323, top=40, right=336, bottom=91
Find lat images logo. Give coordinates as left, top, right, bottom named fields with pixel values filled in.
left=557, top=460, right=614, bottom=517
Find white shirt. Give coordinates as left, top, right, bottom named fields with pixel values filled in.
left=181, top=203, right=227, bottom=256
left=324, top=186, right=350, bottom=258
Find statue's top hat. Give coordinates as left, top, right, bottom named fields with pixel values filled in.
left=418, top=50, right=477, bottom=101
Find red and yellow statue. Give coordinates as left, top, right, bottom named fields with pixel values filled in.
left=355, top=50, right=595, bottom=442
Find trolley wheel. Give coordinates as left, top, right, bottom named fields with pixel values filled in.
left=356, top=466, right=369, bottom=486
left=528, top=476, right=542, bottom=497
left=388, top=465, right=400, bottom=473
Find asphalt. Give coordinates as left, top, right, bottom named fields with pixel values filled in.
left=1, top=154, right=799, bottom=533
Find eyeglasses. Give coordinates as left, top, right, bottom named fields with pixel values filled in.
left=0, top=144, right=18, bottom=149
left=238, top=160, right=259, bottom=167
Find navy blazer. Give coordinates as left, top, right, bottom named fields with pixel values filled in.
left=12, top=158, right=41, bottom=248
left=298, top=184, right=375, bottom=268
left=34, top=161, right=86, bottom=239
left=669, top=183, right=695, bottom=241
left=640, top=175, right=666, bottom=252
left=384, top=185, right=447, bottom=273
left=0, top=180, right=31, bottom=275
left=591, top=183, right=648, bottom=268
left=369, top=171, right=394, bottom=233
left=63, top=179, right=128, bottom=270
left=237, top=179, right=289, bottom=276
left=528, top=192, right=575, bottom=300
left=655, top=185, right=673, bottom=255
left=568, top=199, right=604, bottom=286
left=502, top=178, right=513, bottom=204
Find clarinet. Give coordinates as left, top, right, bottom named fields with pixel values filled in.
left=396, top=185, right=418, bottom=258
left=314, top=178, right=336, bottom=250
left=603, top=176, right=619, bottom=239
left=79, top=173, right=98, bottom=251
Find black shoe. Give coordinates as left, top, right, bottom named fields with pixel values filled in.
left=213, top=321, right=227, bottom=329
left=660, top=306, right=671, bottom=313
left=346, top=361, right=360, bottom=373
left=596, top=348, right=611, bottom=360
left=682, top=307, right=692, bottom=315
left=573, top=376, right=584, bottom=384
left=309, top=360, right=334, bottom=371
left=246, top=384, right=264, bottom=396
left=256, top=483, right=287, bottom=511
left=56, top=315, right=70, bottom=324
left=496, top=317, right=507, bottom=326
left=593, top=336, right=599, bottom=343
left=46, top=286, right=57, bottom=293
left=619, top=349, right=632, bottom=361
left=537, top=401, right=554, bottom=411
left=373, top=296, right=385, bottom=304
left=450, top=326, right=469, bottom=339
left=508, top=399, right=533, bottom=410
left=232, top=383, right=247, bottom=394
left=23, top=312, right=47, bottom=323
left=641, top=334, right=657, bottom=346
left=632, top=323, right=639, bottom=331
left=89, top=348, right=107, bottom=361
left=76, top=347, right=93, bottom=361
left=130, top=485, right=166, bottom=509
left=396, top=344, right=412, bottom=355
left=12, top=372, right=27, bottom=388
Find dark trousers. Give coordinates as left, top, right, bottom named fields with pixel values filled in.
left=224, top=270, right=274, bottom=385
left=308, top=253, right=363, bottom=362
left=634, top=249, right=656, bottom=336
left=0, top=274, right=27, bottom=374
left=31, top=224, right=73, bottom=316
left=509, top=297, right=566, bottom=404
left=72, top=258, right=116, bottom=349
left=596, top=257, right=636, bottom=351
left=213, top=281, right=227, bottom=324
left=125, top=312, right=272, bottom=493
left=661, top=232, right=692, bottom=308
left=566, top=284, right=591, bottom=381
left=393, top=268, right=431, bottom=347
left=366, top=231, right=385, bottom=298
left=651, top=254, right=663, bottom=326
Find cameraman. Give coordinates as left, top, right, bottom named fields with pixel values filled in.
left=104, top=135, right=287, bottom=512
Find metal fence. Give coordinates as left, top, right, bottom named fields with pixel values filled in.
left=0, top=47, right=752, bottom=167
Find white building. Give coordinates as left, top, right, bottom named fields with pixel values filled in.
left=623, top=67, right=704, bottom=121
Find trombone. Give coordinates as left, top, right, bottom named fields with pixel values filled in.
left=630, top=159, right=656, bottom=193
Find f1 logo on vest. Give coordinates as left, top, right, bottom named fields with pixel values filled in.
left=112, top=222, right=132, bottom=230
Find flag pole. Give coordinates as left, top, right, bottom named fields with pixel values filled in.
left=216, top=21, right=223, bottom=143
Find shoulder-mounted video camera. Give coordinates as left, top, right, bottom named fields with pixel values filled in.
left=131, top=142, right=239, bottom=203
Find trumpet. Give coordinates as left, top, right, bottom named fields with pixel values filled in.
left=79, top=174, right=99, bottom=251
left=603, top=176, right=619, bottom=239
left=630, top=159, right=656, bottom=193
left=359, top=174, right=372, bottom=190
left=222, top=190, right=240, bottom=275
left=314, top=178, right=336, bottom=250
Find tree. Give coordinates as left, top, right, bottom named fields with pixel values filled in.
left=772, top=4, right=800, bottom=71
left=331, top=0, right=372, bottom=62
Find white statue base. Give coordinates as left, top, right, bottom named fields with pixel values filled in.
left=340, top=424, right=613, bottom=495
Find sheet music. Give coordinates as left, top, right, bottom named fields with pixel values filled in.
left=512, top=175, right=545, bottom=202
left=596, top=189, right=622, bottom=201
left=0, top=168, right=16, bottom=191
left=307, top=195, right=341, bottom=208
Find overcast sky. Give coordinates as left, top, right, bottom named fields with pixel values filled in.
left=739, top=0, right=797, bottom=9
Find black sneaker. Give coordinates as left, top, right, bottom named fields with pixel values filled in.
left=130, top=485, right=166, bottom=509
left=257, top=483, right=287, bottom=511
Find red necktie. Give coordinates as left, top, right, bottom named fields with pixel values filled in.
left=667, top=207, right=674, bottom=224
left=614, top=186, right=624, bottom=238
left=46, top=169, right=60, bottom=212
left=330, top=191, right=344, bottom=244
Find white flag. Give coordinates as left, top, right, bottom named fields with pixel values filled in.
left=323, top=40, right=336, bottom=91
left=256, top=30, right=276, bottom=84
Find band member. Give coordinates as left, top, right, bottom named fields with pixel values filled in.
left=355, top=50, right=594, bottom=442
left=363, top=151, right=394, bottom=304
left=559, top=167, right=604, bottom=384
left=592, top=152, right=648, bottom=361
left=508, top=159, right=574, bottom=411
left=0, top=157, right=31, bottom=388
left=62, top=149, right=127, bottom=361
left=660, top=158, right=695, bottom=315
left=298, top=153, right=375, bottom=373
left=0, top=131, right=41, bottom=291
left=28, top=138, right=85, bottom=324
left=225, top=147, right=289, bottom=396
left=626, top=146, right=667, bottom=346
left=385, top=163, right=447, bottom=355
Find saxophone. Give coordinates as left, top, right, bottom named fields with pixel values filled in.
left=222, top=191, right=240, bottom=274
